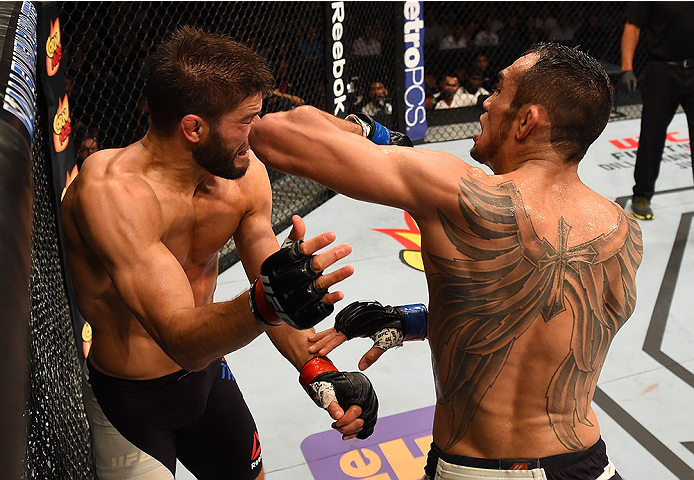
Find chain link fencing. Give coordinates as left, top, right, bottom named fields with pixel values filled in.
left=28, top=100, right=96, bottom=478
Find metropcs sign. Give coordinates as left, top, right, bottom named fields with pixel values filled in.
left=403, top=1, right=427, bottom=141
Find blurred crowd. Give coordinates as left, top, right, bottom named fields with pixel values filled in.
left=61, top=2, right=627, bottom=155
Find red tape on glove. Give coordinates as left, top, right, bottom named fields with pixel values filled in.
left=250, top=279, right=283, bottom=326
left=299, top=356, right=338, bottom=391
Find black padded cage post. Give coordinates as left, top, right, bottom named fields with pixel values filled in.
left=0, top=1, right=36, bottom=478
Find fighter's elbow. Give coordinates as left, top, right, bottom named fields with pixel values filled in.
left=166, top=347, right=209, bottom=372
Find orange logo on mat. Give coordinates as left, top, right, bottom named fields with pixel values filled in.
left=375, top=212, right=423, bottom=271
left=52, top=94, right=71, bottom=152
left=45, top=18, right=62, bottom=76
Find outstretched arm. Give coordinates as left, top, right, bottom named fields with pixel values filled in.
left=249, top=106, right=452, bottom=216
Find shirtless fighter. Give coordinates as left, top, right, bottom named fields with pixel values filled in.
left=61, top=27, right=377, bottom=480
left=249, top=43, right=643, bottom=480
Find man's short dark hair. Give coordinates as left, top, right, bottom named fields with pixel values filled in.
left=511, top=43, right=613, bottom=163
left=145, top=26, right=274, bottom=135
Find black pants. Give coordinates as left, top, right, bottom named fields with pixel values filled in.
left=88, top=357, right=262, bottom=480
left=633, top=59, right=694, bottom=199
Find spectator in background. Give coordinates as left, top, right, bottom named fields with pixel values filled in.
left=461, top=69, right=490, bottom=106
left=423, top=9, right=449, bottom=55
left=525, top=16, right=547, bottom=45
left=576, top=14, right=607, bottom=60
left=473, top=53, right=496, bottom=92
left=424, top=73, right=439, bottom=99
left=486, top=5, right=505, bottom=35
left=439, top=24, right=468, bottom=50
left=535, top=6, right=559, bottom=38
left=498, top=14, right=527, bottom=68
left=264, top=57, right=306, bottom=113
left=352, top=24, right=382, bottom=57
left=474, top=17, right=499, bottom=47
left=73, top=124, right=99, bottom=168
left=426, top=74, right=467, bottom=110
left=297, top=26, right=323, bottom=59
left=549, top=13, right=576, bottom=45
left=361, top=81, right=394, bottom=128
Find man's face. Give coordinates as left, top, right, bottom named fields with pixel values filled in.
left=193, top=94, right=262, bottom=180
left=470, top=55, right=534, bottom=168
left=78, top=137, right=98, bottom=161
left=441, top=76, right=459, bottom=95
left=467, top=75, right=484, bottom=93
left=476, top=56, right=489, bottom=71
left=370, top=82, right=387, bottom=103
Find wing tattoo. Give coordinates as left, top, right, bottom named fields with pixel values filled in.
left=426, top=177, right=643, bottom=450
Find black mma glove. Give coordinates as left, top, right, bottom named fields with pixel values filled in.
left=335, top=300, right=428, bottom=351
left=249, top=239, right=332, bottom=329
left=346, top=112, right=414, bottom=147
left=299, top=357, right=378, bottom=439
left=622, top=70, right=637, bottom=93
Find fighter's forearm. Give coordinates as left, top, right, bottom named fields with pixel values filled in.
left=265, top=324, right=317, bottom=371
left=158, top=294, right=269, bottom=372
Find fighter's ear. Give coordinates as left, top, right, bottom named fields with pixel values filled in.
left=516, top=104, right=541, bottom=140
left=180, top=114, right=206, bottom=144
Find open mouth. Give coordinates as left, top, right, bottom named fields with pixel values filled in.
left=236, top=146, right=250, bottom=159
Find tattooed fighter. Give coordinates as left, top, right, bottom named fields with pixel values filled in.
left=249, top=43, right=642, bottom=480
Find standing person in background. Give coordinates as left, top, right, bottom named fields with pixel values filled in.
left=73, top=124, right=99, bottom=168
left=621, top=2, right=694, bottom=220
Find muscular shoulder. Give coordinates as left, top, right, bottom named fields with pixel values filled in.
left=63, top=148, right=163, bottom=240
left=396, top=148, right=482, bottom=215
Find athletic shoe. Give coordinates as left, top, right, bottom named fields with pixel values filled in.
left=632, top=195, right=654, bottom=220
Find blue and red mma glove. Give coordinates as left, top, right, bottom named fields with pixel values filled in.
left=346, top=113, right=414, bottom=147
left=334, top=300, right=428, bottom=351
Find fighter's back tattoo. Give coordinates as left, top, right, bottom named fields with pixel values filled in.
left=427, top=177, right=643, bottom=451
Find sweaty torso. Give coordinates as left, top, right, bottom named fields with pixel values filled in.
left=415, top=163, right=642, bottom=458
left=61, top=143, right=247, bottom=379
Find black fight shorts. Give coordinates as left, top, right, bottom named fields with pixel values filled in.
left=87, top=357, right=262, bottom=480
left=424, top=438, right=622, bottom=480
